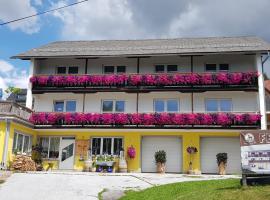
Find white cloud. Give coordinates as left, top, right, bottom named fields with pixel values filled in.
left=0, top=0, right=40, bottom=34
left=33, top=0, right=42, bottom=6
left=0, top=60, right=28, bottom=99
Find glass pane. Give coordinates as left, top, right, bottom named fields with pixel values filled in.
left=49, top=138, right=60, bottom=159
left=39, top=137, right=49, bottom=158
left=61, top=143, right=74, bottom=161
left=113, top=138, right=123, bottom=155
left=12, top=132, right=18, bottom=153
left=219, top=64, right=229, bottom=71
left=167, top=100, right=179, bottom=112
left=155, top=65, right=165, bottom=73
left=92, top=138, right=101, bottom=155
left=102, top=138, right=112, bottom=155
left=115, top=101, right=125, bottom=112
left=57, top=67, right=66, bottom=74
left=220, top=99, right=232, bottom=112
left=66, top=100, right=76, bottom=112
left=154, top=100, right=165, bottom=112
left=54, top=101, right=64, bottom=112
left=167, top=65, right=178, bottom=72
left=17, top=134, right=24, bottom=152
left=23, top=136, right=30, bottom=153
left=206, top=99, right=218, bottom=112
left=102, top=101, right=113, bottom=112
left=117, top=66, right=126, bottom=73
left=205, top=64, right=217, bottom=72
left=68, top=66, right=78, bottom=74
left=104, top=66, right=115, bottom=74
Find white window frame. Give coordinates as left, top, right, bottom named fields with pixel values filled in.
left=205, top=63, right=230, bottom=72
left=101, top=99, right=126, bottom=113
left=153, top=98, right=180, bottom=113
left=38, top=136, right=61, bottom=160
left=103, top=65, right=126, bottom=74
left=12, top=132, right=32, bottom=154
left=154, top=64, right=178, bottom=73
left=91, top=137, right=123, bottom=156
left=205, top=98, right=233, bottom=112
left=53, top=100, right=77, bottom=112
left=56, top=66, right=79, bottom=74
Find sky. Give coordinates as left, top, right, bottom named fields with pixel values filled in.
left=1, top=0, right=270, bottom=97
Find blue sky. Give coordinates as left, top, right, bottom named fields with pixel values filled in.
left=1, top=0, right=270, bottom=96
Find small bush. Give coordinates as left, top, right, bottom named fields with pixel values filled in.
left=216, top=153, right=228, bottom=165
left=155, top=150, right=166, bottom=164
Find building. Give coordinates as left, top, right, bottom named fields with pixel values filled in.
left=6, top=89, right=27, bottom=107
left=1, top=36, right=269, bottom=173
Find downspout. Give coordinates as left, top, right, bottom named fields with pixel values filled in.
left=136, top=57, right=140, bottom=113
left=2, top=119, right=11, bottom=169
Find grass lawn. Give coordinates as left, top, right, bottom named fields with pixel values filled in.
left=120, top=179, right=270, bottom=200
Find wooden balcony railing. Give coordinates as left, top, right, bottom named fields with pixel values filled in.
left=30, top=112, right=261, bottom=129
left=30, top=72, right=259, bottom=93
left=0, top=101, right=33, bottom=121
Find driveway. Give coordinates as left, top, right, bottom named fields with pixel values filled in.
left=0, top=172, right=239, bottom=200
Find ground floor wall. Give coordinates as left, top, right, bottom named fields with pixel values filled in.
left=36, top=129, right=240, bottom=173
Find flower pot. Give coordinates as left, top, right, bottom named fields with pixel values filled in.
left=156, top=162, right=165, bottom=173
left=218, top=162, right=226, bottom=175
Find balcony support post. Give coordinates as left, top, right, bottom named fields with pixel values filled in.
left=256, top=54, right=267, bottom=130
left=83, top=58, right=88, bottom=112
left=26, top=58, right=34, bottom=109
left=136, top=57, right=140, bottom=113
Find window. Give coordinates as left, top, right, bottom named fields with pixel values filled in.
left=91, top=137, right=123, bottom=156
left=155, top=64, right=178, bottom=73
left=154, top=99, right=179, bottom=113
left=57, top=67, right=66, bottom=74
left=68, top=66, right=79, bottom=74
left=102, top=100, right=125, bottom=113
left=38, top=137, right=60, bottom=159
left=205, top=64, right=229, bottom=72
left=12, top=132, right=32, bottom=154
left=205, top=99, right=232, bottom=112
left=56, top=66, right=79, bottom=74
left=104, top=66, right=126, bottom=74
left=54, top=100, right=76, bottom=112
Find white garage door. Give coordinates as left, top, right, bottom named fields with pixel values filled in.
left=141, top=136, right=182, bottom=173
left=200, top=137, right=241, bottom=174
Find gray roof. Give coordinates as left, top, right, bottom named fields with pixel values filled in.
left=12, top=36, right=270, bottom=59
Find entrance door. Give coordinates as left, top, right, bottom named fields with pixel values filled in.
left=59, top=137, right=75, bottom=170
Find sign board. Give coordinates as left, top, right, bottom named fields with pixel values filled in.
left=240, top=131, right=270, bottom=174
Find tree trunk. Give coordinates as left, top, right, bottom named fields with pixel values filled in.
left=157, top=162, right=166, bottom=173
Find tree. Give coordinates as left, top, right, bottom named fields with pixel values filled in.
left=5, top=86, right=21, bottom=96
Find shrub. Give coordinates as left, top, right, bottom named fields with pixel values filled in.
left=216, top=153, right=228, bottom=165
left=155, top=150, right=166, bottom=164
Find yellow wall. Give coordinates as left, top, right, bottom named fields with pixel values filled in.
left=0, top=121, right=6, bottom=163
left=36, top=130, right=240, bottom=173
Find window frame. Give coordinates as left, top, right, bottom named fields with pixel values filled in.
left=205, top=63, right=230, bottom=72
left=103, top=65, right=127, bottom=74
left=91, top=137, right=123, bottom=156
left=12, top=131, right=32, bottom=154
left=56, top=66, right=79, bottom=74
left=53, top=100, right=77, bottom=112
left=205, top=98, right=233, bottom=112
left=101, top=99, right=126, bottom=113
left=153, top=98, right=180, bottom=113
left=38, top=136, right=61, bottom=160
left=154, top=64, right=178, bottom=73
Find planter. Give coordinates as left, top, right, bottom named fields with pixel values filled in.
left=119, top=159, right=128, bottom=173
left=218, top=161, right=226, bottom=175
left=156, top=162, right=166, bottom=173
left=84, top=160, right=92, bottom=172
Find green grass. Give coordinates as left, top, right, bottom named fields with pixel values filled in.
left=120, top=179, right=270, bottom=200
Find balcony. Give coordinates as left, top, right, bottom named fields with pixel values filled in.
left=0, top=101, right=33, bottom=122
left=30, top=112, right=261, bottom=129
left=30, top=72, right=259, bottom=94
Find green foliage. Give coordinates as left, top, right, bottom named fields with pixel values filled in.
left=5, top=86, right=21, bottom=95
left=216, top=153, right=228, bottom=165
left=154, top=150, right=166, bottom=164
left=31, top=145, right=43, bottom=164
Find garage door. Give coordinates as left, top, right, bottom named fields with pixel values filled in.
left=200, top=137, right=241, bottom=174
left=141, top=136, right=182, bottom=173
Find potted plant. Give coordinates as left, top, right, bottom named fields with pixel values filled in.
left=155, top=150, right=166, bottom=173
left=186, top=146, right=198, bottom=174
left=216, top=153, right=228, bottom=175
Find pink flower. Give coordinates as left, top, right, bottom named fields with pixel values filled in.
left=173, top=74, right=186, bottom=85
left=101, top=113, right=114, bottom=125
left=47, top=113, right=58, bottom=124
left=127, top=146, right=136, bottom=159
left=78, top=75, right=89, bottom=85
left=90, top=75, right=103, bottom=86
left=37, top=76, right=49, bottom=86
left=30, top=76, right=37, bottom=84
left=66, top=76, right=77, bottom=85
left=217, top=113, right=231, bottom=126
left=114, top=113, right=129, bottom=125
left=172, top=114, right=185, bottom=125
left=52, top=76, right=65, bottom=86
left=201, top=114, right=213, bottom=125
left=64, top=113, right=73, bottom=124
left=141, top=113, right=154, bottom=125
left=143, top=75, right=156, bottom=85
left=230, top=73, right=242, bottom=84
left=130, top=113, right=141, bottom=124
left=217, top=73, right=230, bottom=84
left=157, top=74, right=171, bottom=85
left=116, top=74, right=128, bottom=85
left=129, top=75, right=142, bottom=85
left=201, top=74, right=213, bottom=85
left=102, top=75, right=116, bottom=86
